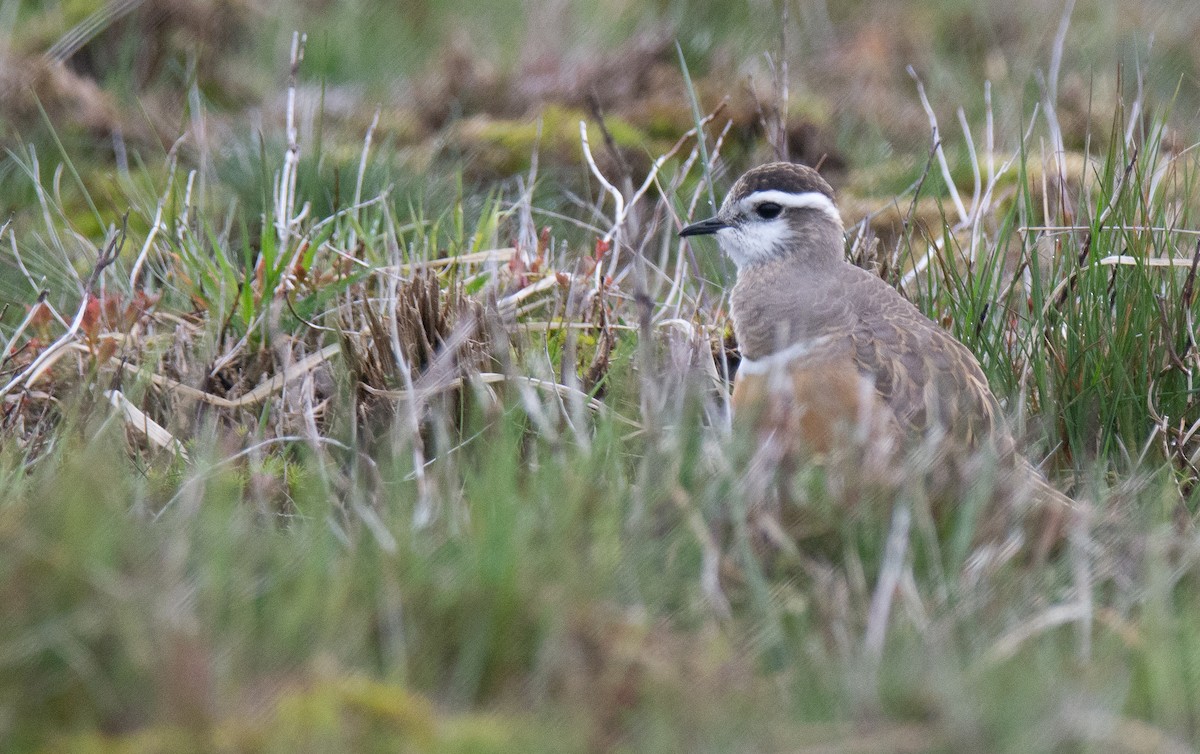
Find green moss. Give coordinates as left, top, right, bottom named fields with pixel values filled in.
left=452, top=105, right=661, bottom=175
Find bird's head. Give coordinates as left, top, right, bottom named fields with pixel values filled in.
left=680, top=162, right=843, bottom=269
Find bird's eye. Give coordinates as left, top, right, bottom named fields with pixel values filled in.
left=755, top=202, right=783, bottom=219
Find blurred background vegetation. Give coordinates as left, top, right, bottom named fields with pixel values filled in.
left=3, top=0, right=1198, bottom=210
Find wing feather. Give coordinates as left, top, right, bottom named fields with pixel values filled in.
left=843, top=274, right=1009, bottom=452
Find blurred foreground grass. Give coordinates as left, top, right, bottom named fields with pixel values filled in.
left=3, top=1, right=1200, bottom=752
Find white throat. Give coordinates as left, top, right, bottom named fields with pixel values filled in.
left=715, top=223, right=789, bottom=268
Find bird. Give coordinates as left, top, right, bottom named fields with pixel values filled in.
left=680, top=162, right=1072, bottom=547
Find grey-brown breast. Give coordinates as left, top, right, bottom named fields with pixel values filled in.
left=734, top=257, right=1009, bottom=453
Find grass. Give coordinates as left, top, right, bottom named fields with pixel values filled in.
left=3, top=1, right=1200, bottom=751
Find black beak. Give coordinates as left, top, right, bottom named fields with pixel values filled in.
left=679, top=216, right=728, bottom=237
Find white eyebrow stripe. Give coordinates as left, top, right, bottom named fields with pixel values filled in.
left=738, top=190, right=842, bottom=224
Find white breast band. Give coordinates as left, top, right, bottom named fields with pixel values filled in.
left=737, top=335, right=836, bottom=376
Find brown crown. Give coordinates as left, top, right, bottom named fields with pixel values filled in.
left=729, top=162, right=834, bottom=202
